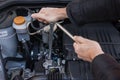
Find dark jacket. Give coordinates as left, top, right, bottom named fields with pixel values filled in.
left=66, top=0, right=120, bottom=80
left=92, top=54, right=120, bottom=80
left=67, top=0, right=120, bottom=26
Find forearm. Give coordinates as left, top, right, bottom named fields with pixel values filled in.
left=66, top=0, right=120, bottom=25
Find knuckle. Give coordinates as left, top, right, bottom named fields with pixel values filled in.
left=77, top=55, right=82, bottom=59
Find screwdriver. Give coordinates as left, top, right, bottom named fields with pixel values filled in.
left=56, top=23, right=74, bottom=41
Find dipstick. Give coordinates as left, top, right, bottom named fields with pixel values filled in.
left=56, top=23, right=74, bottom=41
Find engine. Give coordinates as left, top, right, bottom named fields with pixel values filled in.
left=1, top=4, right=120, bottom=80
left=0, top=7, right=67, bottom=80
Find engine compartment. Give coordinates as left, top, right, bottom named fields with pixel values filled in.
left=0, top=2, right=120, bottom=80
left=0, top=6, right=72, bottom=80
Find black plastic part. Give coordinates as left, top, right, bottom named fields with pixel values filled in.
left=30, top=20, right=47, bottom=31
left=34, top=58, right=45, bottom=73
left=32, top=41, right=40, bottom=61
left=63, top=23, right=120, bottom=80
left=47, top=72, right=63, bottom=80
left=16, top=8, right=28, bottom=16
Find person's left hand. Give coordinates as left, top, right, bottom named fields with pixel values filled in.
left=31, top=7, right=68, bottom=23
left=73, top=36, right=104, bottom=62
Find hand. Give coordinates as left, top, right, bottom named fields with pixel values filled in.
left=31, top=7, right=68, bottom=23
left=73, top=36, right=104, bottom=62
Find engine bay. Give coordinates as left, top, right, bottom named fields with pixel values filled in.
left=0, top=1, right=120, bottom=80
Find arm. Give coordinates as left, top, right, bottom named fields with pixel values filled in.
left=67, top=0, right=120, bottom=25
left=73, top=36, right=120, bottom=80
left=92, top=54, right=120, bottom=80
left=32, top=0, right=120, bottom=24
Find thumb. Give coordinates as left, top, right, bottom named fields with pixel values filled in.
left=73, top=42, right=80, bottom=49
left=73, top=36, right=86, bottom=43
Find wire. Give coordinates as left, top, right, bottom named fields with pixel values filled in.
left=27, top=22, right=43, bottom=35
left=27, top=21, right=64, bottom=35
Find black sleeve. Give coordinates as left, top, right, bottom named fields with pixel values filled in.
left=92, top=54, right=120, bottom=80
left=66, top=0, right=120, bottom=26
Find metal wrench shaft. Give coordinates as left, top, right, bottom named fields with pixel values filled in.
left=56, top=23, right=74, bottom=41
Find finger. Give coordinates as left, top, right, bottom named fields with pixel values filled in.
left=31, top=14, right=43, bottom=22
left=31, top=13, right=40, bottom=19
left=73, top=42, right=81, bottom=53
left=73, top=42, right=78, bottom=49
left=37, top=18, right=46, bottom=22
left=32, top=13, right=48, bottom=23
left=43, top=21, right=49, bottom=24
left=38, top=18, right=49, bottom=24
left=73, top=36, right=87, bottom=43
left=32, top=13, right=46, bottom=19
left=73, top=43, right=84, bottom=60
left=40, top=8, right=48, bottom=14
left=77, top=55, right=82, bottom=59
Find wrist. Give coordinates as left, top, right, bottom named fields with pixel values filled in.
left=59, top=7, right=68, bottom=19
left=90, top=51, right=104, bottom=62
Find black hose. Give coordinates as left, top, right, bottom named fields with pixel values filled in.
left=21, top=40, right=34, bottom=70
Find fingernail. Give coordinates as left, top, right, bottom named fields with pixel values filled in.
left=74, top=43, right=77, bottom=46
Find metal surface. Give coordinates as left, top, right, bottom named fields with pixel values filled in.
left=48, top=23, right=54, bottom=59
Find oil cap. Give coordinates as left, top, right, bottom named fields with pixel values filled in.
left=13, top=16, right=27, bottom=30
left=14, top=16, right=25, bottom=25
left=13, top=16, right=30, bottom=41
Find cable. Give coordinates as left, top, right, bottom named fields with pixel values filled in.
left=27, top=22, right=43, bottom=35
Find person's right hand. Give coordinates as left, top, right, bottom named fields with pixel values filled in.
left=31, top=7, right=68, bottom=23
left=73, top=36, right=104, bottom=62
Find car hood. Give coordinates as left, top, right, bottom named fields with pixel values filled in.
left=0, top=0, right=71, bottom=11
